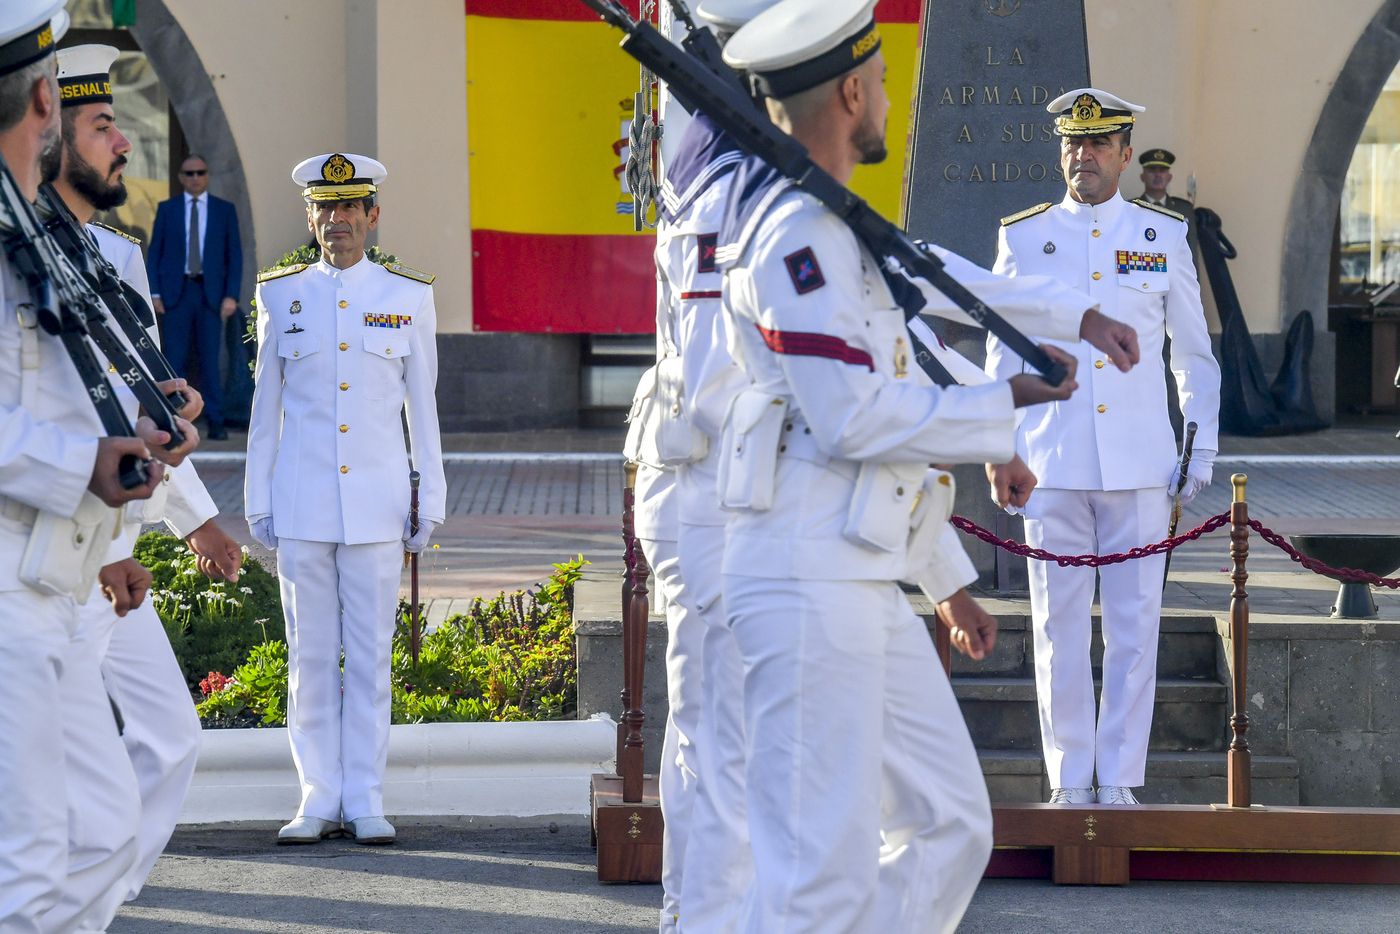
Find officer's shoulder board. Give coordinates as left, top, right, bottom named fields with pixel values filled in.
left=89, top=221, right=140, bottom=245
left=1000, top=202, right=1053, bottom=227
left=384, top=262, right=436, bottom=285
left=1130, top=197, right=1185, bottom=222
left=257, top=263, right=308, bottom=284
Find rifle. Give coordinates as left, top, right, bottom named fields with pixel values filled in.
left=0, top=154, right=154, bottom=488
left=36, top=183, right=189, bottom=411
left=1163, top=420, right=1198, bottom=585
left=407, top=470, right=421, bottom=665
left=579, top=0, right=1068, bottom=387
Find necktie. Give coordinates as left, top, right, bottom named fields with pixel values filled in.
left=188, top=197, right=202, bottom=277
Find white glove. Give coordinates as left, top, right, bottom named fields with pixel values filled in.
left=1171, top=451, right=1215, bottom=505
left=248, top=515, right=277, bottom=551
left=403, top=517, right=437, bottom=554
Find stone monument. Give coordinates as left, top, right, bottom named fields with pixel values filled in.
left=902, top=0, right=1090, bottom=588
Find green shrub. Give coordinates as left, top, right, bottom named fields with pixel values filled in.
left=192, top=554, right=588, bottom=727
left=134, top=531, right=282, bottom=693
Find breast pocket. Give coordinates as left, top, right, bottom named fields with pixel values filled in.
left=276, top=334, right=320, bottom=370
left=361, top=334, right=412, bottom=399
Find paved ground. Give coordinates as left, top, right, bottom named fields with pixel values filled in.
left=112, top=826, right=1400, bottom=933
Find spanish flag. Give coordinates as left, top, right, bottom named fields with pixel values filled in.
left=466, top=1, right=920, bottom=333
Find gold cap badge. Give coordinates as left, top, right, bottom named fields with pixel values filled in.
left=321, top=153, right=355, bottom=184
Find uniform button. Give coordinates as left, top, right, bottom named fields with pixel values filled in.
left=896, top=486, right=905, bottom=496
left=340, top=465, right=349, bottom=474
left=339, top=342, right=348, bottom=351
left=1142, top=282, right=1150, bottom=289
left=1094, top=360, right=1105, bottom=369
left=1097, top=404, right=1107, bottom=413
left=339, top=424, right=348, bottom=433
left=671, top=403, right=680, bottom=415
left=340, top=382, right=349, bottom=391
left=1091, top=272, right=1102, bottom=281
left=1092, top=229, right=1101, bottom=238
left=385, top=347, right=393, bottom=355
left=338, top=300, right=348, bottom=308
left=779, top=444, right=787, bottom=453
left=293, top=350, right=300, bottom=357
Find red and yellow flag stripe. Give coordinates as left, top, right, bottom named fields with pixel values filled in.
left=466, top=0, right=920, bottom=332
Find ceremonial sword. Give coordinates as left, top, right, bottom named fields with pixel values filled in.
left=1163, top=420, right=1198, bottom=585
left=407, top=470, right=422, bottom=665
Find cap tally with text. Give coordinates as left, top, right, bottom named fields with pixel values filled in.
left=292, top=152, right=387, bottom=203
left=57, top=45, right=120, bottom=108
left=0, top=1, right=68, bottom=78
left=1047, top=87, right=1145, bottom=138
left=1139, top=148, right=1175, bottom=168
left=695, top=0, right=781, bottom=31
left=723, top=0, right=880, bottom=99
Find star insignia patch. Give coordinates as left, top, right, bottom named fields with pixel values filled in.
left=697, top=233, right=718, bottom=274
left=784, top=246, right=825, bottom=295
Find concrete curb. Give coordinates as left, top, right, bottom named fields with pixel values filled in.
left=182, top=715, right=617, bottom=824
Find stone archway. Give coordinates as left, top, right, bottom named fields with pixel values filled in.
left=1280, top=0, right=1400, bottom=328
left=127, top=1, right=256, bottom=303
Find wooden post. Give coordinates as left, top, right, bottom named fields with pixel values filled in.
left=1227, top=472, right=1252, bottom=808
left=619, top=463, right=638, bottom=769
left=622, top=524, right=650, bottom=804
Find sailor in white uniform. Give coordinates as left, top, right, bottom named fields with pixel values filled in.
left=714, top=2, right=1085, bottom=929
left=245, top=153, right=446, bottom=846
left=986, top=89, right=1221, bottom=806
left=51, top=44, right=247, bottom=918
left=0, top=7, right=201, bottom=928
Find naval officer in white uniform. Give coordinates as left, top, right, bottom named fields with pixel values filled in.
left=245, top=153, right=446, bottom=845
left=986, top=89, right=1221, bottom=806
left=51, top=43, right=244, bottom=913
left=715, top=2, right=1085, bottom=929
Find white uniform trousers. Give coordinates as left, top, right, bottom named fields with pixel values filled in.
left=725, top=576, right=991, bottom=934
left=0, top=589, right=80, bottom=932
left=277, top=537, right=403, bottom=821
left=100, top=600, right=201, bottom=901
left=45, top=585, right=142, bottom=933
left=675, top=521, right=749, bottom=934
left=1022, top=487, right=1170, bottom=789
left=637, top=536, right=703, bottom=932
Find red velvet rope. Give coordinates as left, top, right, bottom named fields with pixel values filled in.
left=949, top=512, right=1231, bottom=568
left=950, top=511, right=1400, bottom=589
left=1247, top=519, right=1400, bottom=589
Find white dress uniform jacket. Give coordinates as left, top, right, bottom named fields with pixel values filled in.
left=245, top=256, right=446, bottom=543
left=720, top=184, right=1016, bottom=582
left=985, top=192, right=1221, bottom=488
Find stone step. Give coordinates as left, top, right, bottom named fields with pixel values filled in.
left=978, top=749, right=1300, bottom=806
left=906, top=603, right=1222, bottom=681
left=955, top=676, right=1228, bottom=753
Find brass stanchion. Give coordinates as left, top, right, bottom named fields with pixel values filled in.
left=1227, top=473, right=1253, bottom=808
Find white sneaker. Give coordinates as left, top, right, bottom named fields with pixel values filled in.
left=1048, top=787, right=1095, bottom=805
left=1096, top=785, right=1140, bottom=805
left=276, top=816, right=338, bottom=845
left=346, top=815, right=397, bottom=845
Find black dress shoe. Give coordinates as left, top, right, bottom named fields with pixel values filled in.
left=207, top=427, right=229, bottom=441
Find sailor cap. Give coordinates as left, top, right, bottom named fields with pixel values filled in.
left=1047, top=87, right=1145, bottom=138
left=292, top=153, right=387, bottom=203
left=696, top=0, right=782, bottom=32
left=57, top=45, right=120, bottom=108
left=0, top=1, right=67, bottom=78
left=724, top=0, right=880, bottom=99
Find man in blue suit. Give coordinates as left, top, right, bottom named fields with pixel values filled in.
left=147, top=153, right=243, bottom=439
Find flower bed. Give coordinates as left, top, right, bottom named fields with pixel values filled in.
left=137, top=532, right=586, bottom=727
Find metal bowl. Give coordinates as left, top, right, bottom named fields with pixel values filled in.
left=1286, top=534, right=1400, bottom=618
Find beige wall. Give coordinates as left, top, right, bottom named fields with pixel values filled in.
left=164, top=0, right=473, bottom=332
left=164, top=0, right=1388, bottom=337
left=1088, top=0, right=1387, bottom=332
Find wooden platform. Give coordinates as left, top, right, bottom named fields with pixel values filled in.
left=989, top=803, right=1400, bottom=884
left=591, top=773, right=663, bottom=883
